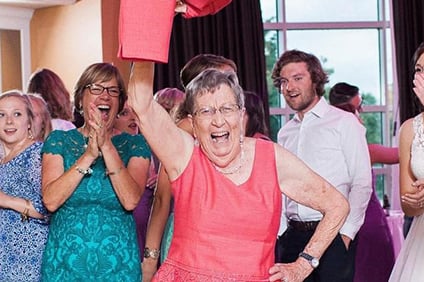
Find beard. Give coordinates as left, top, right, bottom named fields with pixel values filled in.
left=285, top=91, right=319, bottom=112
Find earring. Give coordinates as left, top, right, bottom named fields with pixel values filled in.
left=79, top=109, right=84, bottom=116
left=28, top=129, right=34, bottom=140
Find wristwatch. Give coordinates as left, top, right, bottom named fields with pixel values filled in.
left=144, top=247, right=160, bottom=259
left=299, top=252, right=319, bottom=269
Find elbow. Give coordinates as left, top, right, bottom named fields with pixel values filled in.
left=122, top=200, right=139, bottom=211
left=332, top=195, right=350, bottom=223
left=42, top=197, right=60, bottom=213
left=121, top=193, right=143, bottom=211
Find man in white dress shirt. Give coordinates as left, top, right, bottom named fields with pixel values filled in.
left=272, top=50, right=372, bottom=282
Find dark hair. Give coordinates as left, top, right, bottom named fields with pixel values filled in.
left=180, top=54, right=237, bottom=89
left=27, top=68, right=73, bottom=121
left=243, top=91, right=269, bottom=137
left=182, top=69, right=244, bottom=116
left=73, top=63, right=127, bottom=114
left=412, top=42, right=424, bottom=74
left=271, top=50, right=329, bottom=96
left=329, top=82, right=359, bottom=105
left=411, top=42, right=424, bottom=112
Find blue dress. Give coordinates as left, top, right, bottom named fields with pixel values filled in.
left=41, top=129, right=150, bottom=282
left=0, top=142, right=49, bottom=282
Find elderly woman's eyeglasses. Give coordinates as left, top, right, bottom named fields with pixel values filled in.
left=193, top=104, right=240, bottom=119
left=85, top=84, right=121, bottom=97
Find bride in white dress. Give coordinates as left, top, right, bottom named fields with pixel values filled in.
left=390, top=42, right=424, bottom=282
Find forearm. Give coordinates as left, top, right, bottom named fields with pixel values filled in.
left=142, top=195, right=170, bottom=277
left=303, top=191, right=349, bottom=258
left=0, top=191, right=44, bottom=219
left=145, top=195, right=171, bottom=250
left=101, top=142, right=146, bottom=210
left=42, top=153, right=96, bottom=212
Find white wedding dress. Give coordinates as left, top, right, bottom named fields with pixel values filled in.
left=389, top=113, right=424, bottom=281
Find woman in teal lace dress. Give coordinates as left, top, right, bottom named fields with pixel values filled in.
left=40, top=63, right=151, bottom=281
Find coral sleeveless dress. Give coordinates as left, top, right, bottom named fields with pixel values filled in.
left=389, top=114, right=424, bottom=281
left=153, top=139, right=282, bottom=281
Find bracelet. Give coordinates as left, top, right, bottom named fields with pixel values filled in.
left=20, top=199, right=30, bottom=223
left=144, top=247, right=160, bottom=259
left=105, top=166, right=123, bottom=176
left=75, top=165, right=93, bottom=175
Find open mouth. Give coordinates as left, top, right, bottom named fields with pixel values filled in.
left=4, top=128, right=17, bottom=134
left=211, top=132, right=229, bottom=143
left=128, top=122, right=138, bottom=129
left=97, top=105, right=111, bottom=120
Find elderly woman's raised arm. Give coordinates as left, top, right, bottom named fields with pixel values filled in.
left=127, top=62, right=193, bottom=181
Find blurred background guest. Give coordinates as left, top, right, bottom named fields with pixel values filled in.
left=26, top=93, right=52, bottom=141
left=0, top=90, right=49, bottom=282
left=329, top=82, right=397, bottom=282
left=27, top=68, right=76, bottom=130
left=243, top=91, right=270, bottom=140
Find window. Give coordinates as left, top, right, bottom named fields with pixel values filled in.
left=261, top=0, right=395, bottom=204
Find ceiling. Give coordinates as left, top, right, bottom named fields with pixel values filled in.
left=0, top=0, right=76, bottom=9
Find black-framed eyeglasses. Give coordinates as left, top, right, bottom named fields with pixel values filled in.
left=85, top=84, right=121, bottom=97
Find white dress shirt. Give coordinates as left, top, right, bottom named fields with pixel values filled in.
left=278, top=97, right=372, bottom=240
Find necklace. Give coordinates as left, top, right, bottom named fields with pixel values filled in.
left=213, top=148, right=245, bottom=175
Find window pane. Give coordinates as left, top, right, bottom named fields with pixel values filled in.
left=286, top=0, right=379, bottom=22
left=286, top=29, right=382, bottom=105
left=260, top=0, right=279, bottom=23
left=264, top=29, right=280, bottom=108
left=270, top=115, right=282, bottom=141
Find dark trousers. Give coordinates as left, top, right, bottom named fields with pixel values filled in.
left=275, top=226, right=357, bottom=282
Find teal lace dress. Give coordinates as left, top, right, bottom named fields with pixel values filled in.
left=41, top=129, right=150, bottom=282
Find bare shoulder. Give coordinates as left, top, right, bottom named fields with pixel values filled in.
left=399, top=117, right=415, bottom=141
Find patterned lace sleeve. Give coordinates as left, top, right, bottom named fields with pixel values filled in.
left=129, top=134, right=151, bottom=159
left=41, top=130, right=66, bottom=155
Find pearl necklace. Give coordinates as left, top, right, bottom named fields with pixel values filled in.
left=213, top=148, right=245, bottom=175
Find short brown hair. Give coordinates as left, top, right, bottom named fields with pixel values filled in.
left=74, top=63, right=127, bottom=114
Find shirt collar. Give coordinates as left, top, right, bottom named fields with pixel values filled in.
left=293, top=97, right=329, bottom=122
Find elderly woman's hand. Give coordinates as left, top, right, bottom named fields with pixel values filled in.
left=268, top=261, right=311, bottom=282
left=402, top=179, right=424, bottom=209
